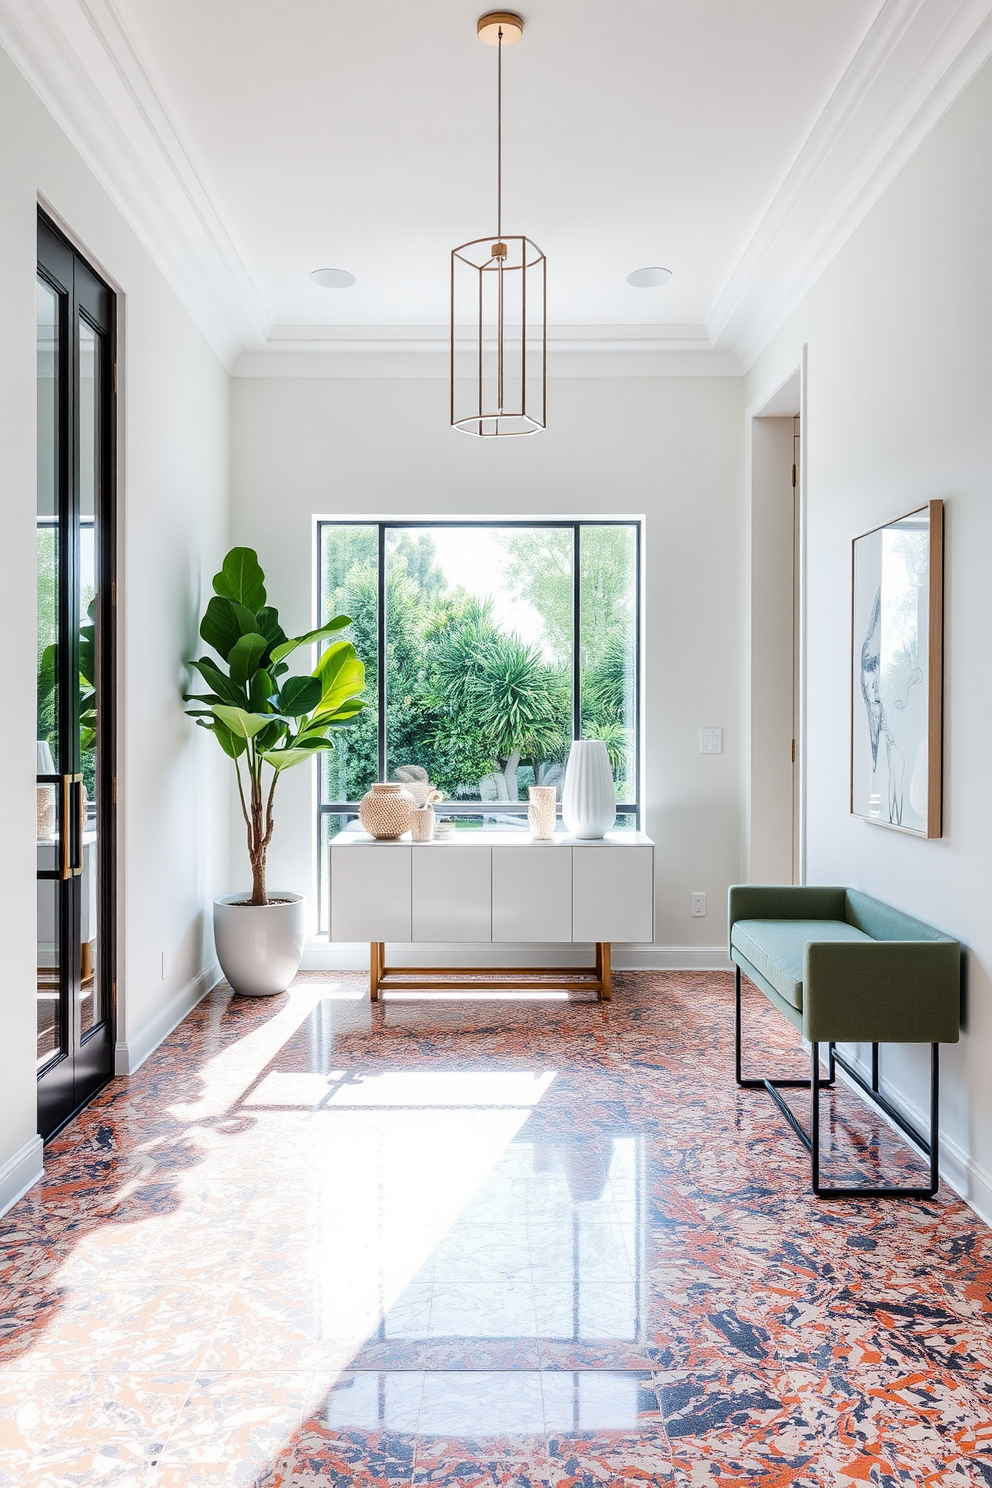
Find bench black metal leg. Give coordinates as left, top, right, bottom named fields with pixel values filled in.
left=815, top=1041, right=940, bottom=1199
left=734, top=963, right=833, bottom=1091
left=736, top=965, right=940, bottom=1198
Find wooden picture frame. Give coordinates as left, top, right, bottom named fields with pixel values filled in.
left=851, top=499, right=943, bottom=837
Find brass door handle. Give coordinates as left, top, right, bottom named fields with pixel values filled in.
left=73, top=775, right=84, bottom=877
left=60, top=774, right=72, bottom=880
left=62, top=774, right=84, bottom=878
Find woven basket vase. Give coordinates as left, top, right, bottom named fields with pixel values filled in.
left=358, top=782, right=415, bottom=840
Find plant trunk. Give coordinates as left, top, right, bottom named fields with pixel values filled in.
left=248, top=770, right=268, bottom=906
left=249, top=846, right=267, bottom=906
left=502, top=750, right=521, bottom=801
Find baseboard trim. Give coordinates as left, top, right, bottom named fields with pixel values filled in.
left=115, top=960, right=221, bottom=1076
left=832, top=1045, right=992, bottom=1227
left=615, top=946, right=733, bottom=972
left=0, top=1136, right=44, bottom=1219
left=301, top=942, right=732, bottom=973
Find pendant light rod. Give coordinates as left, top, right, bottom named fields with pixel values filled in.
left=477, top=12, right=522, bottom=235
left=497, top=26, right=502, bottom=238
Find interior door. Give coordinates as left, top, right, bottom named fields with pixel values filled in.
left=36, top=214, right=116, bottom=1141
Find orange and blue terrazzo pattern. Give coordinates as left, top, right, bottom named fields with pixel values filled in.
left=1, top=969, right=991, bottom=1485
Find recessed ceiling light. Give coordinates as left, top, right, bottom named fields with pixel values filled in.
left=310, top=267, right=355, bottom=289
left=627, top=267, right=672, bottom=289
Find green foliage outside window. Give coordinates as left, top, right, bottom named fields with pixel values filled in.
left=320, top=524, right=637, bottom=806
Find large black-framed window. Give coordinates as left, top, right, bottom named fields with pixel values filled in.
left=316, top=519, right=642, bottom=931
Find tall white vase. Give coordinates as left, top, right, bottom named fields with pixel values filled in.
left=561, top=739, right=616, bottom=840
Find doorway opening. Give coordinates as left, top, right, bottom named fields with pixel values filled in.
left=36, top=211, right=117, bottom=1141
left=746, top=367, right=803, bottom=884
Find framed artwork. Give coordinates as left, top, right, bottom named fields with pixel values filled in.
left=851, top=499, right=943, bottom=837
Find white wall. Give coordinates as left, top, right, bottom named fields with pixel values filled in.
left=230, top=374, right=744, bottom=962
left=0, top=44, right=230, bottom=1202
left=746, top=56, right=992, bottom=1214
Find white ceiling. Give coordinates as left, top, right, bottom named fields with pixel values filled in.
left=5, top=0, right=992, bottom=369
left=113, top=0, right=880, bottom=331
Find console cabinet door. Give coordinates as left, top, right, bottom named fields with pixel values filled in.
left=413, top=845, right=492, bottom=942
left=571, top=844, right=654, bottom=942
left=492, top=846, right=572, bottom=942
left=330, top=844, right=412, bottom=942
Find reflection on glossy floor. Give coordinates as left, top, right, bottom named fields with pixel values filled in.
left=3, top=971, right=992, bottom=1486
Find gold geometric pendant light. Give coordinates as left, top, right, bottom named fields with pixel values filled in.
left=450, top=12, right=547, bottom=436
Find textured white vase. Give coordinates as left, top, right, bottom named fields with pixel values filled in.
left=561, top=740, right=616, bottom=840
left=213, top=892, right=306, bottom=997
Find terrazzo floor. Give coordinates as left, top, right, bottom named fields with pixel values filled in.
left=2, top=969, right=992, bottom=1486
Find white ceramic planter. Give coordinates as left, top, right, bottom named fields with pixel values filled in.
left=213, top=891, right=306, bottom=997
left=561, top=739, right=616, bottom=840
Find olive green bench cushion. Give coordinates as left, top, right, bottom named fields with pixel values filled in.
left=728, top=885, right=961, bottom=1045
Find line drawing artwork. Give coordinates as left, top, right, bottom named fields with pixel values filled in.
left=859, top=586, right=923, bottom=826
left=852, top=508, right=933, bottom=834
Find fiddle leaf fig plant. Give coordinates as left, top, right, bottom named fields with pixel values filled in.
left=184, top=547, right=366, bottom=906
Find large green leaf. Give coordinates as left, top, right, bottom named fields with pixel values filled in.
left=200, top=596, right=260, bottom=660
left=258, top=742, right=332, bottom=772
left=312, top=643, right=365, bottom=719
left=255, top=720, right=288, bottom=751
left=38, top=644, right=57, bottom=704
left=313, top=702, right=366, bottom=730
left=228, top=632, right=268, bottom=686
left=212, top=705, right=273, bottom=740
left=196, top=716, right=247, bottom=759
left=79, top=624, right=95, bottom=687
left=270, top=615, right=352, bottom=665
left=249, top=668, right=275, bottom=713
left=188, top=657, right=245, bottom=708
left=279, top=675, right=323, bottom=716
left=255, top=606, right=288, bottom=651
left=213, top=547, right=266, bottom=610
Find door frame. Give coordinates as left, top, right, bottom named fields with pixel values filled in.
left=36, top=208, right=118, bottom=1140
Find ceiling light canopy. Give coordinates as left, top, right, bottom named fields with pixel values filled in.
left=627, top=267, right=672, bottom=289
left=450, top=13, right=546, bottom=437
left=310, top=267, right=355, bottom=289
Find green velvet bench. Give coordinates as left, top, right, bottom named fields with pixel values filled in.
left=728, top=886, right=961, bottom=1199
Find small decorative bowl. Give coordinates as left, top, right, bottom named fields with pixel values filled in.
left=433, top=818, right=456, bottom=840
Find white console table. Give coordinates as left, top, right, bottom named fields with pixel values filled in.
left=329, top=829, right=655, bottom=1001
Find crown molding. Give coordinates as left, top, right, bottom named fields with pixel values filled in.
left=0, top=0, right=270, bottom=367
left=710, top=0, right=992, bottom=369
left=234, top=325, right=742, bottom=379
left=3, top=0, right=991, bottom=376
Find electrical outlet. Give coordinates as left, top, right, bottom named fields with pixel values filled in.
left=699, top=728, right=722, bottom=755
left=161, top=949, right=170, bottom=980
left=691, top=892, right=707, bottom=918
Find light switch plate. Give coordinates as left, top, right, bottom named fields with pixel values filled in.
left=699, top=727, right=722, bottom=754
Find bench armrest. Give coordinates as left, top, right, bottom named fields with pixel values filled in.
left=727, top=885, right=847, bottom=953
left=803, top=939, right=961, bottom=1044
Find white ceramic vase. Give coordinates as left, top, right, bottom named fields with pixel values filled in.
left=561, top=740, right=616, bottom=840
left=213, top=891, right=306, bottom=997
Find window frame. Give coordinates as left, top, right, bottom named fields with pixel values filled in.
left=315, top=517, right=643, bottom=892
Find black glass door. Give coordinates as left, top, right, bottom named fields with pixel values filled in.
left=36, top=214, right=116, bottom=1141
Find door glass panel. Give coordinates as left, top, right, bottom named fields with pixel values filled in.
left=79, top=318, right=100, bottom=1035
left=36, top=277, right=62, bottom=1067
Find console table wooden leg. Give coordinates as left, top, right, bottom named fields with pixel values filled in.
left=370, top=942, right=384, bottom=1002
left=597, top=942, right=612, bottom=1002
